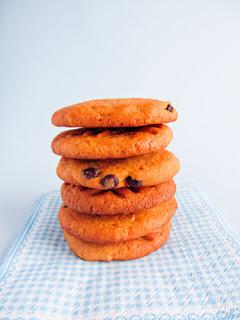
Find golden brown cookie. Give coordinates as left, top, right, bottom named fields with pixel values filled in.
left=51, top=98, right=178, bottom=128
left=51, top=125, right=173, bottom=160
left=63, top=222, right=171, bottom=261
left=59, top=197, right=177, bottom=244
left=61, top=180, right=176, bottom=215
left=57, top=150, right=180, bottom=190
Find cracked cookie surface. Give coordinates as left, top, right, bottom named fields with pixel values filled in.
left=51, top=125, right=173, bottom=159
left=61, top=180, right=176, bottom=215
left=63, top=222, right=171, bottom=261
left=57, top=150, right=180, bottom=190
left=51, top=98, right=178, bottom=127
left=59, top=197, right=176, bottom=244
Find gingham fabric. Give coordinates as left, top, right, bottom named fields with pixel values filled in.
left=0, top=184, right=240, bottom=320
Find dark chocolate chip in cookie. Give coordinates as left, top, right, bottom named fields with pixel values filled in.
left=166, top=104, right=174, bottom=112
left=83, top=167, right=100, bottom=179
left=101, top=174, right=119, bottom=189
left=126, top=176, right=142, bottom=188
left=109, top=127, right=139, bottom=135
left=91, top=128, right=104, bottom=135
left=52, top=98, right=178, bottom=128
left=52, top=124, right=173, bottom=160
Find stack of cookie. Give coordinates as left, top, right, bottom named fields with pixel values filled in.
left=51, top=98, right=180, bottom=261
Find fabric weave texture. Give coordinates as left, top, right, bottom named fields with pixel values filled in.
left=0, top=184, right=239, bottom=320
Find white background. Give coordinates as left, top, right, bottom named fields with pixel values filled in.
left=1, top=0, right=240, bottom=260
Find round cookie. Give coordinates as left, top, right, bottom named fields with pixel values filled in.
left=61, top=180, right=176, bottom=215
left=51, top=98, right=178, bottom=128
left=63, top=222, right=171, bottom=261
left=51, top=124, right=173, bottom=160
left=57, top=150, right=180, bottom=190
left=59, top=197, right=177, bottom=244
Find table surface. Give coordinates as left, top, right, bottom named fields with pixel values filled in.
left=1, top=185, right=239, bottom=320
left=1, top=0, right=240, bottom=261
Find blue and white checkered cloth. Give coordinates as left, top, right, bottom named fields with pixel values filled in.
left=0, top=184, right=240, bottom=320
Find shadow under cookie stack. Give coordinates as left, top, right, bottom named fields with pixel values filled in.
left=51, top=98, right=180, bottom=261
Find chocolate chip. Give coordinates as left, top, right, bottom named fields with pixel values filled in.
left=72, top=128, right=89, bottom=135
left=83, top=167, right=100, bottom=179
left=91, top=128, right=104, bottom=135
left=109, top=127, right=139, bottom=135
left=166, top=104, right=174, bottom=112
left=129, top=188, right=140, bottom=193
left=101, top=174, right=119, bottom=189
left=125, top=176, right=142, bottom=188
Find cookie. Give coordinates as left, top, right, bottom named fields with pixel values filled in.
left=59, top=197, right=177, bottom=244
left=63, top=222, right=171, bottom=261
left=51, top=98, right=178, bottom=128
left=51, top=124, right=173, bottom=160
left=61, top=180, right=176, bottom=215
left=57, top=150, right=180, bottom=190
